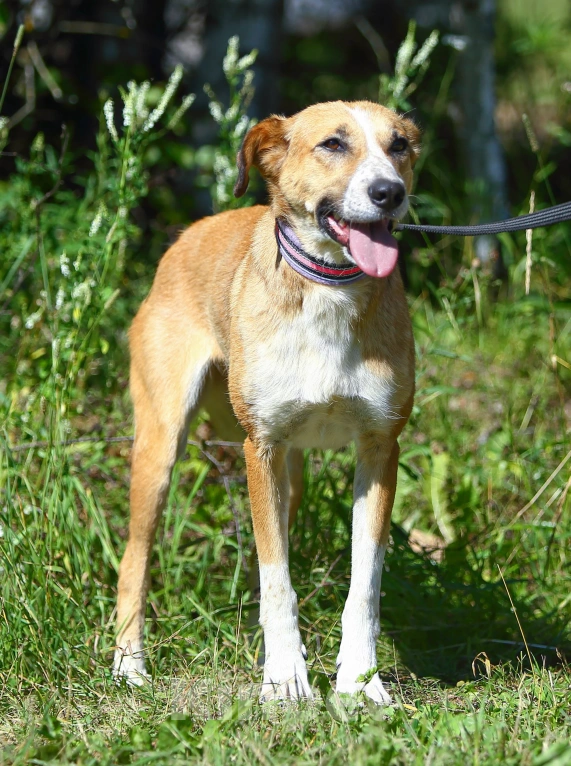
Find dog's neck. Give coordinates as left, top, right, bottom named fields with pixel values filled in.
left=276, top=218, right=365, bottom=287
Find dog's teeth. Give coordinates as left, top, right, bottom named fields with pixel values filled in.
left=339, top=217, right=346, bottom=226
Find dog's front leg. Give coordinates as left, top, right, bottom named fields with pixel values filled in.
left=244, top=437, right=312, bottom=701
left=336, top=437, right=399, bottom=705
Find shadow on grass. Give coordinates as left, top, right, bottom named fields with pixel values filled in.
left=379, top=524, right=571, bottom=682
left=164, top=445, right=570, bottom=689
left=288, top=463, right=570, bottom=687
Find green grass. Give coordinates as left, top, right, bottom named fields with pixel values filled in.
left=1, top=269, right=571, bottom=764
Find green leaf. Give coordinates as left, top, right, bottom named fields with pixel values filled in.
left=425, top=450, right=455, bottom=543
left=39, top=714, right=63, bottom=740
left=156, top=713, right=196, bottom=751
left=533, top=161, right=557, bottom=183
left=532, top=742, right=571, bottom=766
left=129, top=725, right=152, bottom=750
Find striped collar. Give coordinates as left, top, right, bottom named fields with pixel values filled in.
left=275, top=218, right=365, bottom=286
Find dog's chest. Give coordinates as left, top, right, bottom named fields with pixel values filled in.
left=245, top=290, right=397, bottom=448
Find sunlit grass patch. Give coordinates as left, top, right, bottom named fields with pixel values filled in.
left=2, top=282, right=570, bottom=763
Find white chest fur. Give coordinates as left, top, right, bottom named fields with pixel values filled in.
left=244, top=286, right=397, bottom=449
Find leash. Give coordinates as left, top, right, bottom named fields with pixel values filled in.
left=395, top=201, right=571, bottom=236
left=274, top=202, right=571, bottom=287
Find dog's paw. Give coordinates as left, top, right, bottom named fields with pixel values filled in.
left=362, top=673, right=392, bottom=705
left=260, top=653, right=313, bottom=702
left=336, top=667, right=391, bottom=706
left=113, top=647, right=150, bottom=687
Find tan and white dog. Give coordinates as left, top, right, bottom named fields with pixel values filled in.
left=113, top=100, right=420, bottom=704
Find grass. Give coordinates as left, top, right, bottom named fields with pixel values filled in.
left=1, top=263, right=571, bottom=764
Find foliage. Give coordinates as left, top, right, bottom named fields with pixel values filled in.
left=379, top=21, right=439, bottom=112
left=2, top=668, right=571, bottom=764
left=0, top=63, right=194, bottom=451
left=1, top=265, right=570, bottom=763
left=201, top=36, right=258, bottom=212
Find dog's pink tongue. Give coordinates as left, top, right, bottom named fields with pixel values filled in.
left=348, top=220, right=399, bottom=278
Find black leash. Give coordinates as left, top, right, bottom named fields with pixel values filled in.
left=395, top=200, right=571, bottom=237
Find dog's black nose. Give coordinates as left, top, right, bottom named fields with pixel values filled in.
left=368, top=179, right=405, bottom=212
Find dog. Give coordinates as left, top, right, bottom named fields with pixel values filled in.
left=113, top=100, right=420, bottom=704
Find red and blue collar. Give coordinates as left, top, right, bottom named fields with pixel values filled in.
left=275, top=218, right=365, bottom=286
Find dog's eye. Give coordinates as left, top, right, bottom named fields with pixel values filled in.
left=390, top=137, right=408, bottom=153
left=321, top=138, right=344, bottom=152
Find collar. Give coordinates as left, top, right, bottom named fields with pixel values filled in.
left=275, top=218, right=365, bottom=286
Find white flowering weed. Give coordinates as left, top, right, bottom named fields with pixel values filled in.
left=104, top=99, right=119, bottom=142
left=203, top=37, right=258, bottom=212
left=379, top=21, right=439, bottom=111
left=143, top=65, right=184, bottom=133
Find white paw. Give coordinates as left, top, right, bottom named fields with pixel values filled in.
left=336, top=668, right=391, bottom=706
left=113, top=647, right=150, bottom=687
left=260, top=652, right=313, bottom=702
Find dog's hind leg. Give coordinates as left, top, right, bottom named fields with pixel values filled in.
left=198, top=364, right=245, bottom=442
left=286, top=448, right=304, bottom=529
left=114, top=307, right=217, bottom=685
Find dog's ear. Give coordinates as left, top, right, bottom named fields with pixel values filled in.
left=234, top=116, right=288, bottom=198
left=402, top=118, right=422, bottom=166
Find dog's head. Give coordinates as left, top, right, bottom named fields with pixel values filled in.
left=235, top=100, right=420, bottom=277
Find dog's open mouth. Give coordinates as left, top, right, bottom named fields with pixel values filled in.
left=319, top=211, right=399, bottom=279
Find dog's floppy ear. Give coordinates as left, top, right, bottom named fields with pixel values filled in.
left=234, top=116, right=288, bottom=198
